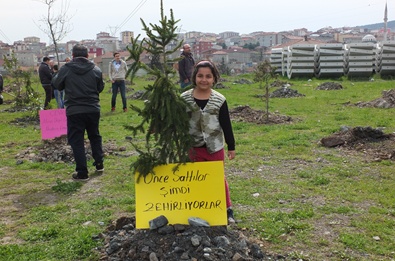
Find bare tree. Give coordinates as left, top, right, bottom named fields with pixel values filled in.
left=36, top=0, right=73, bottom=66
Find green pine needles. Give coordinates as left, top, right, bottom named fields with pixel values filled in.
left=125, top=1, right=192, bottom=180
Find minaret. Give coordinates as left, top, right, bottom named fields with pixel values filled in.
left=384, top=2, right=388, bottom=41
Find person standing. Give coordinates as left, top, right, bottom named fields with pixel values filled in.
left=180, top=60, right=236, bottom=224
left=0, top=73, right=3, bottom=93
left=109, top=52, right=128, bottom=112
left=178, top=44, right=195, bottom=88
left=0, top=73, right=3, bottom=105
left=38, top=57, right=53, bottom=109
left=52, top=44, right=105, bottom=181
left=51, top=65, right=64, bottom=108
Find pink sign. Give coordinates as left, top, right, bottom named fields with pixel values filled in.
left=39, top=109, right=67, bottom=140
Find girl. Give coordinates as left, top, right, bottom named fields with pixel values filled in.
left=181, top=60, right=236, bottom=223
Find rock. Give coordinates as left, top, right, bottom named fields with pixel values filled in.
left=97, top=216, right=283, bottom=260
left=16, top=159, right=24, bottom=165
left=149, top=215, right=168, bottom=230
left=191, top=235, right=202, bottom=246
left=174, top=224, right=186, bottom=231
left=149, top=252, right=159, bottom=261
left=232, top=252, right=243, bottom=261
left=83, top=221, right=92, bottom=226
left=158, top=225, right=174, bottom=234
left=213, top=236, right=230, bottom=247
left=251, top=243, right=265, bottom=258
left=173, top=246, right=185, bottom=253
left=106, top=241, right=121, bottom=255
left=188, top=217, right=210, bottom=227
left=180, top=252, right=190, bottom=260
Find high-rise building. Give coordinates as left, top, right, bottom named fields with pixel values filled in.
left=121, top=31, right=134, bottom=45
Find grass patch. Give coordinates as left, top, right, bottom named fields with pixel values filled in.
left=2, top=75, right=395, bottom=260
left=51, top=179, right=83, bottom=194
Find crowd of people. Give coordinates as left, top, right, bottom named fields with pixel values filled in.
left=2, top=43, right=237, bottom=224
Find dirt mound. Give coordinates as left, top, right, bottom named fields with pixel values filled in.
left=230, top=105, right=292, bottom=124
left=214, top=82, right=229, bottom=89
left=128, top=90, right=146, bottom=100
left=233, top=79, right=253, bottom=85
left=270, top=80, right=292, bottom=88
left=355, top=89, right=395, bottom=108
left=320, top=126, right=395, bottom=162
left=15, top=135, right=135, bottom=164
left=269, top=87, right=305, bottom=98
left=96, top=216, right=286, bottom=261
left=315, top=82, right=343, bottom=90
left=9, top=115, right=40, bottom=126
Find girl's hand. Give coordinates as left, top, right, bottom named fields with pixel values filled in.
left=228, top=150, right=235, bottom=160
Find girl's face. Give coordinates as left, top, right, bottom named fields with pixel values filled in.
left=195, top=67, right=214, bottom=91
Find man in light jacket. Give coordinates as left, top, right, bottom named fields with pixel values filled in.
left=109, top=52, right=128, bottom=112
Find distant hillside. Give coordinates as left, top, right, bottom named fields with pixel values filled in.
left=357, top=20, right=395, bottom=30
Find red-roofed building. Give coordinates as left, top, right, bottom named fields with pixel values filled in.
left=194, top=41, right=213, bottom=59
left=88, top=46, right=104, bottom=57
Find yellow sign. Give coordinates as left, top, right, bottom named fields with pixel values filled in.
left=135, top=161, right=227, bottom=229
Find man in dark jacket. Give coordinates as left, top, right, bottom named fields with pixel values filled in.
left=0, top=73, right=3, bottom=105
left=0, top=73, right=3, bottom=93
left=38, top=56, right=53, bottom=109
left=178, top=44, right=195, bottom=88
left=52, top=44, right=105, bottom=181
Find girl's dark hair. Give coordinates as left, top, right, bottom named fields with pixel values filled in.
left=191, top=60, right=220, bottom=86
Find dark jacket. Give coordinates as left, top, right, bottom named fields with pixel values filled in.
left=178, top=52, right=195, bottom=82
left=0, top=74, right=3, bottom=93
left=38, top=62, right=53, bottom=85
left=0, top=74, right=3, bottom=105
left=52, top=57, right=104, bottom=116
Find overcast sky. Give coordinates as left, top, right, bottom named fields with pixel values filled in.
left=0, top=0, right=388, bottom=44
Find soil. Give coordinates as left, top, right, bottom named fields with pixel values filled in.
left=315, top=82, right=343, bottom=90
left=230, top=106, right=293, bottom=125
left=96, top=216, right=285, bottom=261
left=329, top=88, right=395, bottom=162
left=355, top=89, right=395, bottom=108
left=269, top=87, right=305, bottom=98
left=320, top=126, right=395, bottom=162
left=14, top=135, right=135, bottom=164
